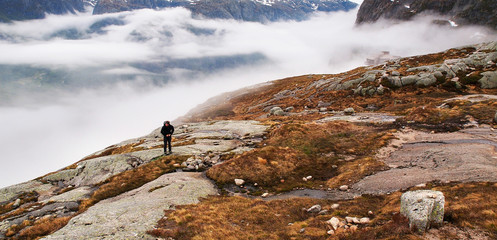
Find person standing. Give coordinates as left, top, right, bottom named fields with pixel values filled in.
left=161, top=121, right=174, bottom=155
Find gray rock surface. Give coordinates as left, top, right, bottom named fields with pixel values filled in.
left=479, top=71, right=497, bottom=89
left=400, top=190, right=445, bottom=233
left=43, top=172, right=217, bottom=240
left=0, top=181, right=53, bottom=203
left=353, top=127, right=497, bottom=194
left=42, top=187, right=92, bottom=203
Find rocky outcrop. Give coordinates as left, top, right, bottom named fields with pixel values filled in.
left=42, top=172, right=217, bottom=239
left=400, top=190, right=445, bottom=233
left=93, top=0, right=358, bottom=22
left=0, top=0, right=85, bottom=22
left=356, top=0, right=497, bottom=30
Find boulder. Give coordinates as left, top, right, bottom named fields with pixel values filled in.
left=343, top=108, right=355, bottom=116
left=400, top=190, right=445, bottom=233
left=270, top=107, right=283, bottom=115
left=306, top=204, right=322, bottom=213
left=479, top=71, right=497, bottom=89
left=326, top=217, right=340, bottom=230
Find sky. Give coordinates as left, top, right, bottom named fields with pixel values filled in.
left=0, top=5, right=495, bottom=188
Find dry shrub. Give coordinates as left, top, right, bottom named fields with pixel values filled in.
left=80, top=139, right=146, bottom=161
left=79, top=155, right=187, bottom=212
left=326, top=157, right=388, bottom=189
left=148, top=196, right=329, bottom=240
left=206, top=146, right=311, bottom=189
left=17, top=216, right=71, bottom=239
left=439, top=182, right=497, bottom=237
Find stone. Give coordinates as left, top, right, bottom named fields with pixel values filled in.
left=319, top=107, right=328, bottom=112
left=318, top=210, right=328, bottom=215
left=400, top=190, right=445, bottom=233
left=343, top=108, right=355, bottom=115
left=285, top=106, right=295, bottom=112
left=326, top=217, right=340, bottom=230
left=327, top=229, right=335, bottom=235
left=261, top=193, right=269, bottom=198
left=494, top=111, right=497, bottom=124
left=391, top=71, right=400, bottom=76
left=339, top=185, right=349, bottom=191
left=479, top=71, right=497, bottom=89
left=331, top=203, right=339, bottom=209
left=359, top=217, right=370, bottom=224
left=234, top=179, right=245, bottom=186
left=376, top=85, right=385, bottom=95
left=270, top=107, right=283, bottom=115
left=273, top=109, right=286, bottom=116
left=350, top=225, right=358, bottom=231
left=42, top=187, right=92, bottom=203
left=13, top=199, right=21, bottom=208
left=368, top=211, right=373, bottom=215
left=307, top=204, right=322, bottom=213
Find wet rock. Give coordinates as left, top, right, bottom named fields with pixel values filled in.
left=343, top=108, right=355, bottom=116
left=234, top=179, right=245, bottom=186
left=306, top=204, right=322, bottom=213
left=400, top=190, right=445, bottom=233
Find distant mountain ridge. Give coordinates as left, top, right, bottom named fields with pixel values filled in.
left=356, top=0, right=497, bottom=29
left=93, top=0, right=358, bottom=22
left=0, top=0, right=86, bottom=22
left=0, top=0, right=357, bottom=23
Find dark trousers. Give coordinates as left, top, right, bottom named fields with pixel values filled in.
left=164, top=136, right=172, bottom=153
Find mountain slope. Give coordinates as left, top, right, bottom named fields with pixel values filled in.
left=1, top=42, right=497, bottom=239
left=0, top=0, right=85, bottom=22
left=93, top=0, right=358, bottom=22
left=356, top=0, right=497, bottom=29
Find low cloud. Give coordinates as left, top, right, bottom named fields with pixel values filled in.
left=0, top=7, right=495, bottom=188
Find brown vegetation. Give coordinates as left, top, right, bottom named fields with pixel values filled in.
left=207, top=121, right=392, bottom=192
left=16, top=216, right=72, bottom=240
left=149, top=182, right=497, bottom=239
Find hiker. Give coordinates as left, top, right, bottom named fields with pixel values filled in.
left=161, top=121, right=174, bottom=155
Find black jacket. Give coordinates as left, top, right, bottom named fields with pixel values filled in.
left=161, top=125, right=174, bottom=137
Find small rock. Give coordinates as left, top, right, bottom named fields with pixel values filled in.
left=307, top=204, right=322, bottom=213
left=261, top=193, right=269, bottom=198
left=415, top=183, right=427, bottom=188
left=269, top=106, right=282, bottom=114
left=368, top=211, right=373, bottom=215
left=234, top=179, right=245, bottom=186
left=273, top=109, right=286, bottom=116
left=331, top=203, right=340, bottom=209
left=300, top=228, right=306, bottom=233
left=359, top=217, right=370, bottom=224
left=318, top=210, right=328, bottom=215
left=339, top=185, right=349, bottom=191
left=302, top=177, right=308, bottom=182
left=326, top=217, right=340, bottom=230
left=327, top=229, right=335, bottom=235
left=254, top=183, right=258, bottom=186
left=319, top=107, right=328, bottom=112
left=344, top=108, right=355, bottom=115
left=332, top=165, right=338, bottom=168
left=345, top=217, right=360, bottom=224
left=285, top=106, right=295, bottom=112
left=13, top=199, right=21, bottom=208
